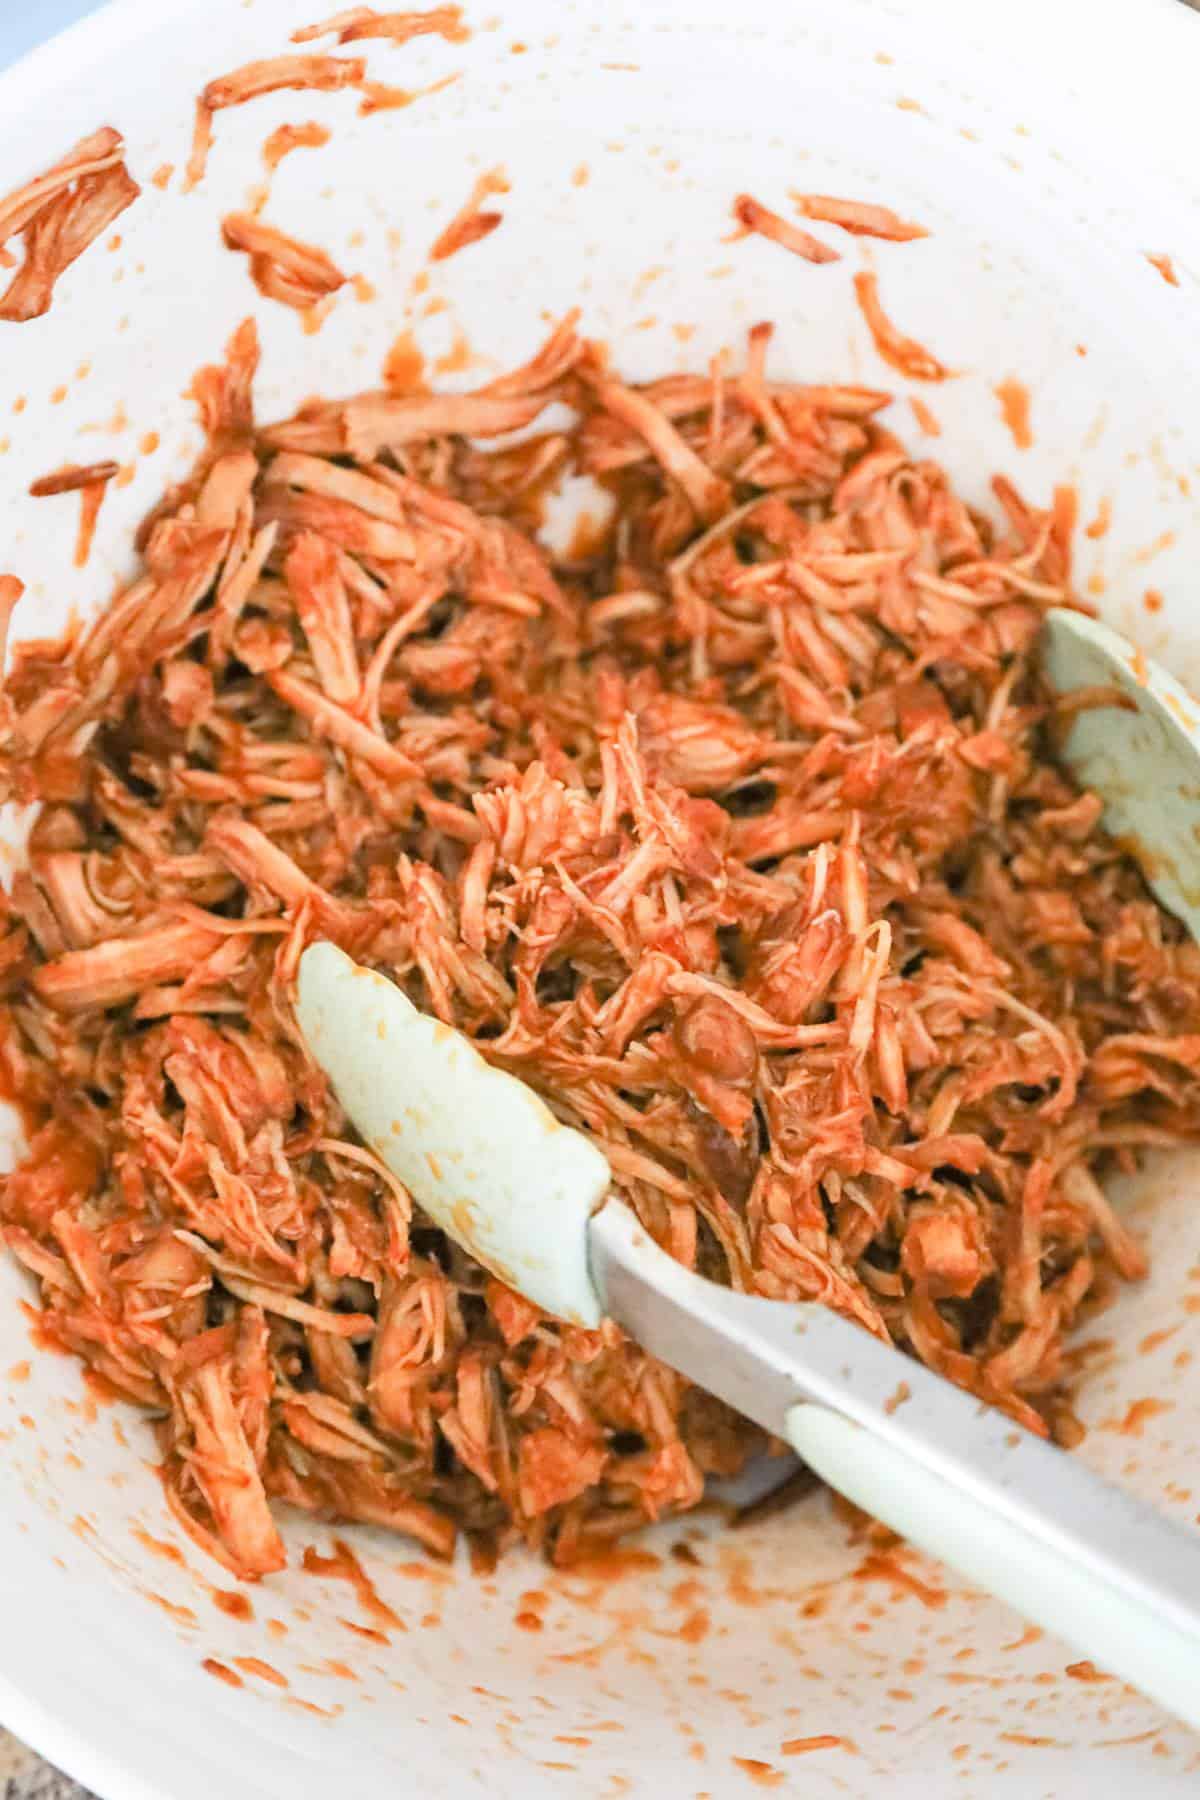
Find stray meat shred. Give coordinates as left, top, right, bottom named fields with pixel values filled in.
left=1, top=312, right=1198, bottom=1579
left=0, top=126, right=140, bottom=324
left=429, top=166, right=509, bottom=264
left=291, top=6, right=470, bottom=47
left=221, top=212, right=348, bottom=314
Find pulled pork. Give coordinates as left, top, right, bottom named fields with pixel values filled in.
left=0, top=127, right=140, bottom=323
left=221, top=213, right=347, bottom=314
left=1, top=313, right=1197, bottom=1578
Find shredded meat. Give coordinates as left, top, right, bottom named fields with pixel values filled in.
left=853, top=271, right=953, bottom=381
left=1, top=312, right=1197, bottom=1579
left=0, top=128, right=126, bottom=243
left=429, top=167, right=508, bottom=263
left=0, top=128, right=139, bottom=323
left=221, top=212, right=347, bottom=313
left=732, top=194, right=840, bottom=266
left=790, top=193, right=928, bottom=242
left=187, top=55, right=366, bottom=190
left=355, top=73, right=459, bottom=116
left=261, top=123, right=332, bottom=174
left=292, top=6, right=469, bottom=46
left=28, top=465, right=120, bottom=572
left=29, top=462, right=120, bottom=499
left=202, top=53, right=368, bottom=111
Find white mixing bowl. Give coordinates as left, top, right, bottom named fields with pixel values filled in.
left=1, top=0, right=1199, bottom=1793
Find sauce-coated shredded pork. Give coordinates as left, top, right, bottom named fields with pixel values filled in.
left=1, top=316, right=1197, bottom=1575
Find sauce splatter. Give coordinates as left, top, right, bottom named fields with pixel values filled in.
left=383, top=330, right=428, bottom=393
left=1131, top=530, right=1176, bottom=572
left=393, top=1559, right=453, bottom=1584
left=781, top=1735, right=856, bottom=1756
left=1066, top=1660, right=1110, bottom=1682
left=262, top=122, right=330, bottom=173
left=435, top=329, right=473, bottom=375
left=853, top=1550, right=946, bottom=1609
left=341, top=1618, right=389, bottom=1644
left=234, top=1657, right=288, bottom=1688
left=853, top=272, right=951, bottom=381
left=557, top=1545, right=662, bottom=1582
left=7, top=1360, right=30, bottom=1382
left=1144, top=588, right=1164, bottom=614
left=301, top=295, right=337, bottom=337
left=1146, top=252, right=1180, bottom=287
left=287, top=1698, right=340, bottom=1719
left=732, top=1758, right=785, bottom=1788
left=1101, top=1396, right=1173, bottom=1436
left=721, top=1551, right=792, bottom=1609
left=151, top=163, right=174, bottom=190
left=144, top=1592, right=197, bottom=1628
left=202, top=1657, right=243, bottom=1688
left=131, top=1525, right=185, bottom=1567
left=1085, top=495, right=1111, bottom=539
left=212, top=1589, right=254, bottom=1622
left=357, top=72, right=460, bottom=116
left=909, top=395, right=941, bottom=436
left=302, top=1538, right=402, bottom=1632
left=994, top=377, right=1032, bottom=450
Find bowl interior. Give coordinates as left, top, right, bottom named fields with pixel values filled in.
left=2, top=1, right=1200, bottom=1795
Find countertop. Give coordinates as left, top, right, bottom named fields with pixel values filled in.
left=1, top=1735, right=95, bottom=1800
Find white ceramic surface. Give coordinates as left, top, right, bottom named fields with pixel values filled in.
left=1, top=0, right=1199, bottom=1795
